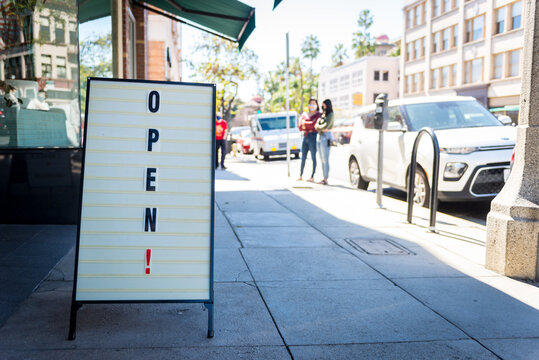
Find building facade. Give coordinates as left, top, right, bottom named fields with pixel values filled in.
left=401, top=0, right=525, bottom=119
left=318, top=55, right=400, bottom=118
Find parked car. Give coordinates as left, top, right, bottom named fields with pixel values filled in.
left=348, top=96, right=516, bottom=207
left=236, top=129, right=253, bottom=154
left=249, top=111, right=301, bottom=160
left=331, top=118, right=354, bottom=145
left=227, top=126, right=249, bottom=153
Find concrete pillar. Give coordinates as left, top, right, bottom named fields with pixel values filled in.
left=485, top=0, right=539, bottom=280
left=111, top=0, right=123, bottom=78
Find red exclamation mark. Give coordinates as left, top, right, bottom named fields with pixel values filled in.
left=145, top=249, right=151, bottom=274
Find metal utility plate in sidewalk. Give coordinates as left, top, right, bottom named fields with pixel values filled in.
left=345, top=238, right=414, bottom=255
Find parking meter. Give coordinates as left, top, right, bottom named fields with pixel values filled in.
left=374, top=93, right=388, bottom=130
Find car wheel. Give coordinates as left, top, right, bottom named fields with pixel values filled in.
left=413, top=169, right=430, bottom=208
left=349, top=158, right=369, bottom=190
left=294, top=153, right=299, bottom=159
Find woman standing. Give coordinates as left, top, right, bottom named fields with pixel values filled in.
left=315, top=99, right=335, bottom=185
left=297, top=98, right=321, bottom=182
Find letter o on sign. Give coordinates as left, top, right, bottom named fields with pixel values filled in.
left=148, top=91, right=160, bottom=113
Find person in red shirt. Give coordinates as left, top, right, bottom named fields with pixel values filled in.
left=215, top=114, right=228, bottom=169
left=297, top=98, right=321, bottom=181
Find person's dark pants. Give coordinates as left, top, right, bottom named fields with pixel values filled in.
left=300, top=132, right=317, bottom=178
left=216, top=139, right=226, bottom=168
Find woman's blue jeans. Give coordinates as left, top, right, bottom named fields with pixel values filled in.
left=317, top=132, right=331, bottom=180
left=300, top=132, right=317, bottom=177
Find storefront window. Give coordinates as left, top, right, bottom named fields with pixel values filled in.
left=0, top=0, right=80, bottom=148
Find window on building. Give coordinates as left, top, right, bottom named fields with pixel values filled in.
left=56, top=56, right=66, bottom=78
left=24, top=55, right=34, bottom=79
left=443, top=0, right=451, bottom=13
left=407, top=42, right=413, bottom=61
left=433, top=0, right=441, bottom=17
left=55, top=20, right=65, bottom=44
left=432, top=32, right=440, bottom=53
left=383, top=71, right=389, bottom=81
left=442, top=28, right=450, bottom=50
left=509, top=49, right=520, bottom=77
left=374, top=70, right=380, bottom=81
left=464, top=58, right=483, bottom=83
left=407, top=9, right=413, bottom=28
left=512, top=1, right=522, bottom=30
left=340, top=74, right=350, bottom=89
left=421, top=37, right=426, bottom=57
left=40, top=17, right=50, bottom=42
left=23, top=15, right=34, bottom=43
left=414, top=6, right=420, bottom=26
left=496, top=7, right=505, bottom=34
left=451, top=64, right=457, bottom=85
left=406, top=75, right=412, bottom=94
left=69, top=21, right=77, bottom=44
left=441, top=66, right=449, bottom=87
left=493, top=53, right=503, bottom=79
left=431, top=69, right=438, bottom=89
left=71, top=67, right=78, bottom=82
left=414, top=40, right=420, bottom=58
left=452, top=25, right=458, bottom=47
left=466, top=15, right=484, bottom=42
left=41, top=55, right=52, bottom=77
left=329, top=78, right=338, bottom=92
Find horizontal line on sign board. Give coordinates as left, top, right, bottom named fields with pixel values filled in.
left=86, top=136, right=211, bottom=144
left=80, top=231, right=209, bottom=237
left=83, top=203, right=210, bottom=209
left=84, top=176, right=211, bottom=183
left=83, top=189, right=210, bottom=197
left=86, top=149, right=210, bottom=158
left=78, top=274, right=209, bottom=278
left=77, top=288, right=208, bottom=293
left=80, top=259, right=209, bottom=264
left=85, top=162, right=210, bottom=170
left=80, top=245, right=209, bottom=250
left=91, top=83, right=213, bottom=95
left=82, top=217, right=209, bottom=223
left=88, top=110, right=211, bottom=121
left=91, top=97, right=212, bottom=107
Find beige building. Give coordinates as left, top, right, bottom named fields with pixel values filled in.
left=401, top=0, right=525, bottom=118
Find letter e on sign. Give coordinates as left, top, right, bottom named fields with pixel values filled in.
left=148, top=90, right=160, bottom=113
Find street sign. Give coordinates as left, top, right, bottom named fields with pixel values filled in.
left=69, top=78, right=216, bottom=339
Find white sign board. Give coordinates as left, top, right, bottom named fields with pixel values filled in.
left=73, top=78, right=215, bottom=302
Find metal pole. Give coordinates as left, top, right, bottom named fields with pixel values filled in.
left=376, top=130, right=384, bottom=208
left=285, top=33, right=290, bottom=177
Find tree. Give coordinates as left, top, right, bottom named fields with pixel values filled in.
left=351, top=9, right=376, bottom=58
left=301, top=34, right=320, bottom=99
left=188, top=34, right=259, bottom=121
left=332, top=43, right=349, bottom=67
left=79, top=32, right=113, bottom=113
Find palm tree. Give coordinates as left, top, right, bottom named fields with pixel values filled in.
left=352, top=9, right=376, bottom=58
left=332, top=43, right=349, bottom=67
left=301, top=34, right=320, bottom=99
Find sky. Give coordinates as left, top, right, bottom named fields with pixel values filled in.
left=80, top=0, right=403, bottom=100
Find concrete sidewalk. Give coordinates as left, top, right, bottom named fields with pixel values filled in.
left=1, top=161, right=538, bottom=359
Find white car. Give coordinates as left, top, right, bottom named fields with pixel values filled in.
left=348, top=96, right=516, bottom=207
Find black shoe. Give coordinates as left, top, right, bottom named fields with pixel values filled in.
left=221, top=165, right=227, bottom=170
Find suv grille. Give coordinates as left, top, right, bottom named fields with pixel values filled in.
left=470, top=167, right=506, bottom=196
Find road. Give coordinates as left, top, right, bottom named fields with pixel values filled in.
left=226, top=144, right=491, bottom=225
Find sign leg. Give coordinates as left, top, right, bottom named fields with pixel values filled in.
left=204, top=302, right=214, bottom=338
left=68, top=301, right=80, bottom=340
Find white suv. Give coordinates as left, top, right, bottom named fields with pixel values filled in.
left=348, top=96, right=516, bottom=206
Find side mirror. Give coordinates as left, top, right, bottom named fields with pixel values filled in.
left=386, top=122, right=405, bottom=132
left=496, top=114, right=513, bottom=126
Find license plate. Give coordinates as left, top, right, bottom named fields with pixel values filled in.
left=278, top=142, right=286, bottom=149
left=503, top=168, right=510, bottom=182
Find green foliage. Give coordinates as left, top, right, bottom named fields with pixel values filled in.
left=352, top=9, right=376, bottom=58
left=263, top=57, right=318, bottom=114
left=188, top=34, right=259, bottom=121
left=390, top=45, right=401, bottom=57
left=301, top=34, right=321, bottom=99
left=79, top=32, right=113, bottom=114
left=332, top=43, right=349, bottom=67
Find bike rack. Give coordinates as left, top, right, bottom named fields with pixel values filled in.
left=406, top=127, right=440, bottom=232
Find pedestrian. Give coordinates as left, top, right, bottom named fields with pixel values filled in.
left=215, top=114, right=228, bottom=170
left=297, top=98, right=321, bottom=182
left=315, top=99, right=335, bottom=185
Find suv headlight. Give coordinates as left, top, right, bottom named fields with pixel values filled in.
left=444, top=162, right=468, bottom=180
left=440, top=147, right=479, bottom=154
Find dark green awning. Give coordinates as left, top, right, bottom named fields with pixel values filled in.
left=273, top=0, right=283, bottom=10
left=80, top=0, right=255, bottom=49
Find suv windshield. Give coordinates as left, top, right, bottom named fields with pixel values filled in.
left=403, top=101, right=502, bottom=131
left=259, top=116, right=297, bottom=130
